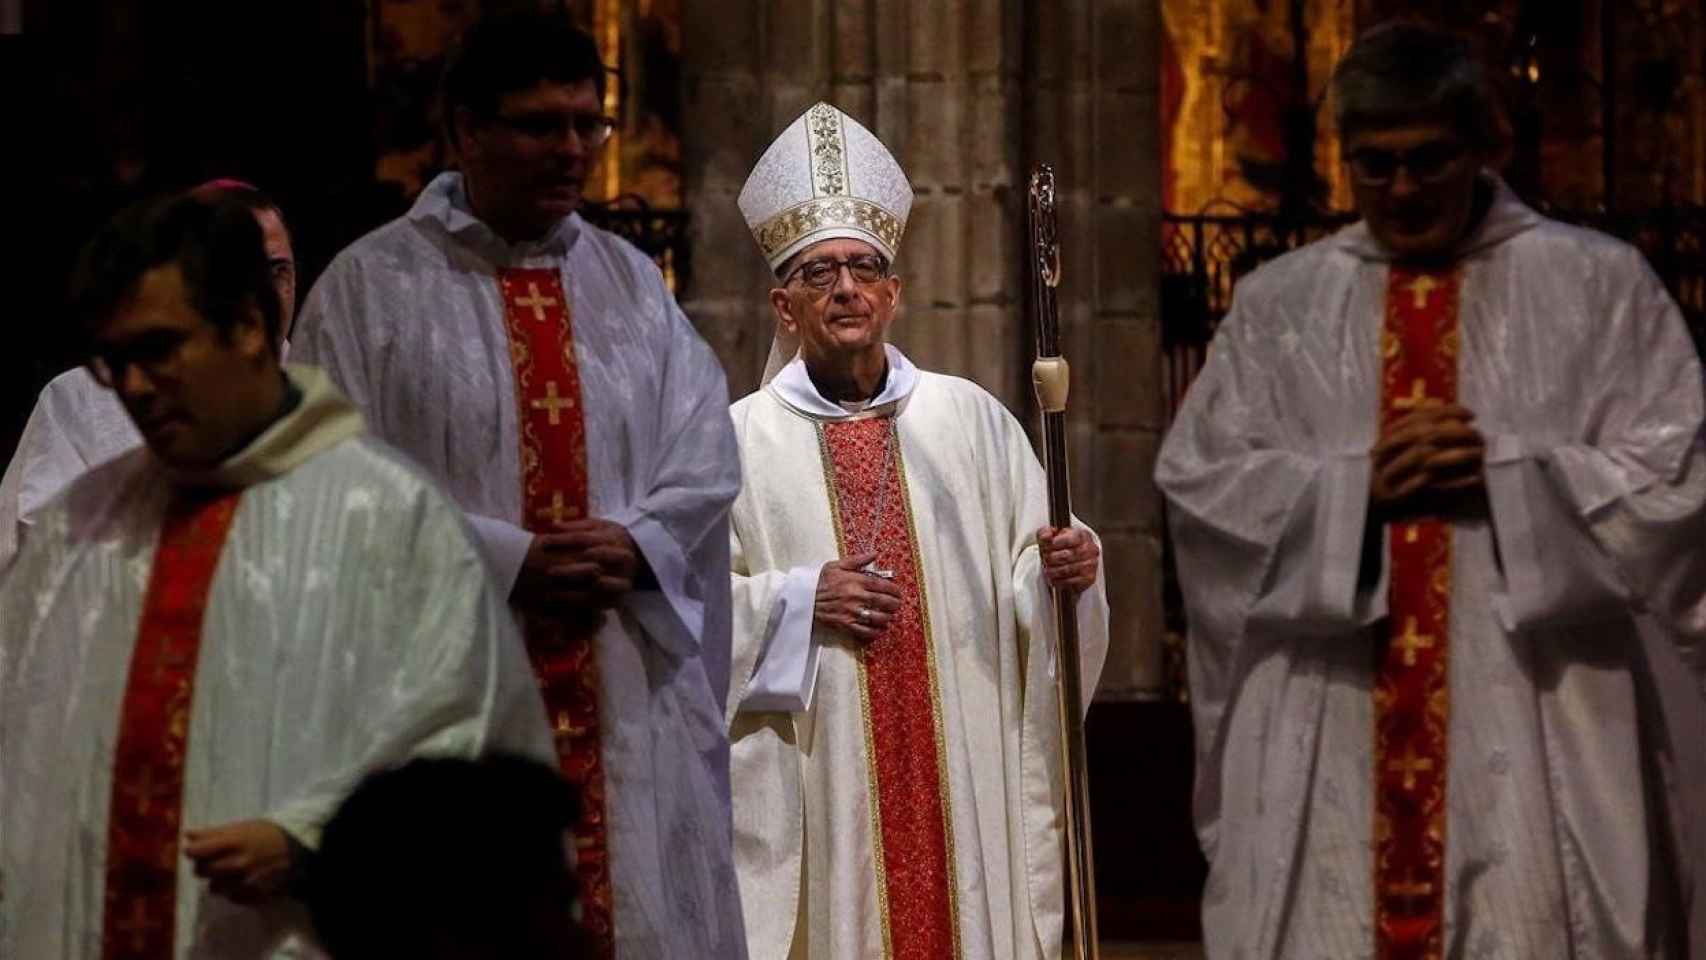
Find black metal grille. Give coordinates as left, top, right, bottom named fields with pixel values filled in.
left=579, top=201, right=692, bottom=296
left=1160, top=206, right=1706, bottom=423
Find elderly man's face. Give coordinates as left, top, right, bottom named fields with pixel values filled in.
left=769, top=237, right=901, bottom=368
left=1345, top=120, right=1483, bottom=262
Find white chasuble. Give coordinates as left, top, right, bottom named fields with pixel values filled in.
left=0, top=367, right=139, bottom=571
left=727, top=346, right=1110, bottom=960
left=1157, top=178, right=1706, bottom=959
left=290, top=172, right=747, bottom=959
left=0, top=365, right=554, bottom=959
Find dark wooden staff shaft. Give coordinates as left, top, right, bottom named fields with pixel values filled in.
left=1027, top=163, right=1100, bottom=960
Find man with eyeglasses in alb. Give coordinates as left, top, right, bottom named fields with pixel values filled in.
left=1158, top=21, right=1706, bottom=959
left=724, top=102, right=1109, bottom=960
left=291, top=12, right=746, bottom=959
left=0, top=179, right=295, bottom=572
left=1, top=188, right=554, bottom=960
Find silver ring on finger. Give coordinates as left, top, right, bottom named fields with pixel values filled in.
left=857, top=606, right=872, bottom=624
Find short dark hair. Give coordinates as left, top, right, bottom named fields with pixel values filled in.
left=441, top=12, right=607, bottom=147
left=69, top=190, right=283, bottom=353
left=309, top=754, right=587, bottom=959
left=1331, top=21, right=1509, bottom=152
left=190, top=179, right=289, bottom=241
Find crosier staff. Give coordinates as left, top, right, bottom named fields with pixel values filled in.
left=1027, top=163, right=1099, bottom=960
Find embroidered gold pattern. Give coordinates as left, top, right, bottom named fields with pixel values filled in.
left=755, top=197, right=905, bottom=261
left=815, top=425, right=895, bottom=956
left=806, top=102, right=850, bottom=197
left=816, top=420, right=962, bottom=958
left=894, top=436, right=963, bottom=958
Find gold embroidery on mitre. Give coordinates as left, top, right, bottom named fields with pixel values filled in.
left=806, top=103, right=850, bottom=197
left=755, top=197, right=905, bottom=261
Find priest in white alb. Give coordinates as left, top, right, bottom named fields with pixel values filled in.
left=1157, top=23, right=1706, bottom=959
left=288, top=12, right=746, bottom=958
left=0, top=180, right=296, bottom=572
left=725, top=102, right=1110, bottom=960
left=0, top=190, right=553, bottom=959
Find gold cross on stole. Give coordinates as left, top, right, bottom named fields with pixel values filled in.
left=1394, top=617, right=1436, bottom=667
left=1387, top=748, right=1435, bottom=791
left=515, top=282, right=558, bottom=322
left=530, top=380, right=575, bottom=425
left=535, top=490, right=579, bottom=526
left=1407, top=274, right=1439, bottom=309
left=1392, top=378, right=1433, bottom=411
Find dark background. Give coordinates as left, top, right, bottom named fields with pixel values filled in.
left=4, top=2, right=427, bottom=461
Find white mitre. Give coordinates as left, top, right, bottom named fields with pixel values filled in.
left=739, top=102, right=913, bottom=272
left=741, top=102, right=914, bottom=381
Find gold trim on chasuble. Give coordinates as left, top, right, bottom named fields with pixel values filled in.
left=1373, top=265, right=1462, bottom=960
left=815, top=419, right=962, bottom=959
left=497, top=267, right=616, bottom=959
left=753, top=198, right=906, bottom=263
left=806, top=101, right=850, bottom=197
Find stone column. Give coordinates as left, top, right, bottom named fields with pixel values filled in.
left=681, top=0, right=1026, bottom=406
left=1091, top=0, right=1166, bottom=698
left=1021, top=0, right=1164, bottom=698
left=677, top=0, right=777, bottom=390
left=681, top=0, right=1164, bottom=698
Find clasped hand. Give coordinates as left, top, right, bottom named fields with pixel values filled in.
left=815, top=553, right=904, bottom=644
left=1370, top=402, right=1486, bottom=518
left=513, top=518, right=650, bottom=620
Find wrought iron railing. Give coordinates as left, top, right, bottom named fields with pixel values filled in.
left=1159, top=211, right=1355, bottom=422
left=580, top=199, right=692, bottom=296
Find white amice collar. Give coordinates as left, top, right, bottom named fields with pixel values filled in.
left=768, top=343, right=919, bottom=421
left=409, top=171, right=582, bottom=261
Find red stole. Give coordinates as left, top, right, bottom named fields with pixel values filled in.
left=1373, top=265, right=1462, bottom=960
left=818, top=418, right=959, bottom=959
left=100, top=490, right=242, bottom=960
left=497, top=267, right=614, bottom=956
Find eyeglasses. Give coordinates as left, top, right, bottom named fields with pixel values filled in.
left=268, top=257, right=296, bottom=285
left=1345, top=140, right=1468, bottom=187
left=494, top=111, right=618, bottom=148
left=785, top=254, right=890, bottom=291
left=86, top=327, right=202, bottom=389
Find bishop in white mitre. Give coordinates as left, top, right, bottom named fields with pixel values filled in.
left=1, top=191, right=553, bottom=959
left=725, top=102, right=1110, bottom=960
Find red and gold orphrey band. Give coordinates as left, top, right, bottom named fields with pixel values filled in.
left=819, top=419, right=960, bottom=959
left=498, top=267, right=614, bottom=956
left=101, top=490, right=242, bottom=960
left=1374, top=265, right=1461, bottom=960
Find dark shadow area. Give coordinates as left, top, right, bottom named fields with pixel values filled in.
left=3, top=1, right=390, bottom=460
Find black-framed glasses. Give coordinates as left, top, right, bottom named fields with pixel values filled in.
left=1345, top=140, right=1468, bottom=187
left=785, top=254, right=890, bottom=291
left=494, top=111, right=618, bottom=148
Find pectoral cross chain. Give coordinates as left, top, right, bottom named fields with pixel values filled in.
left=858, top=425, right=897, bottom=580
